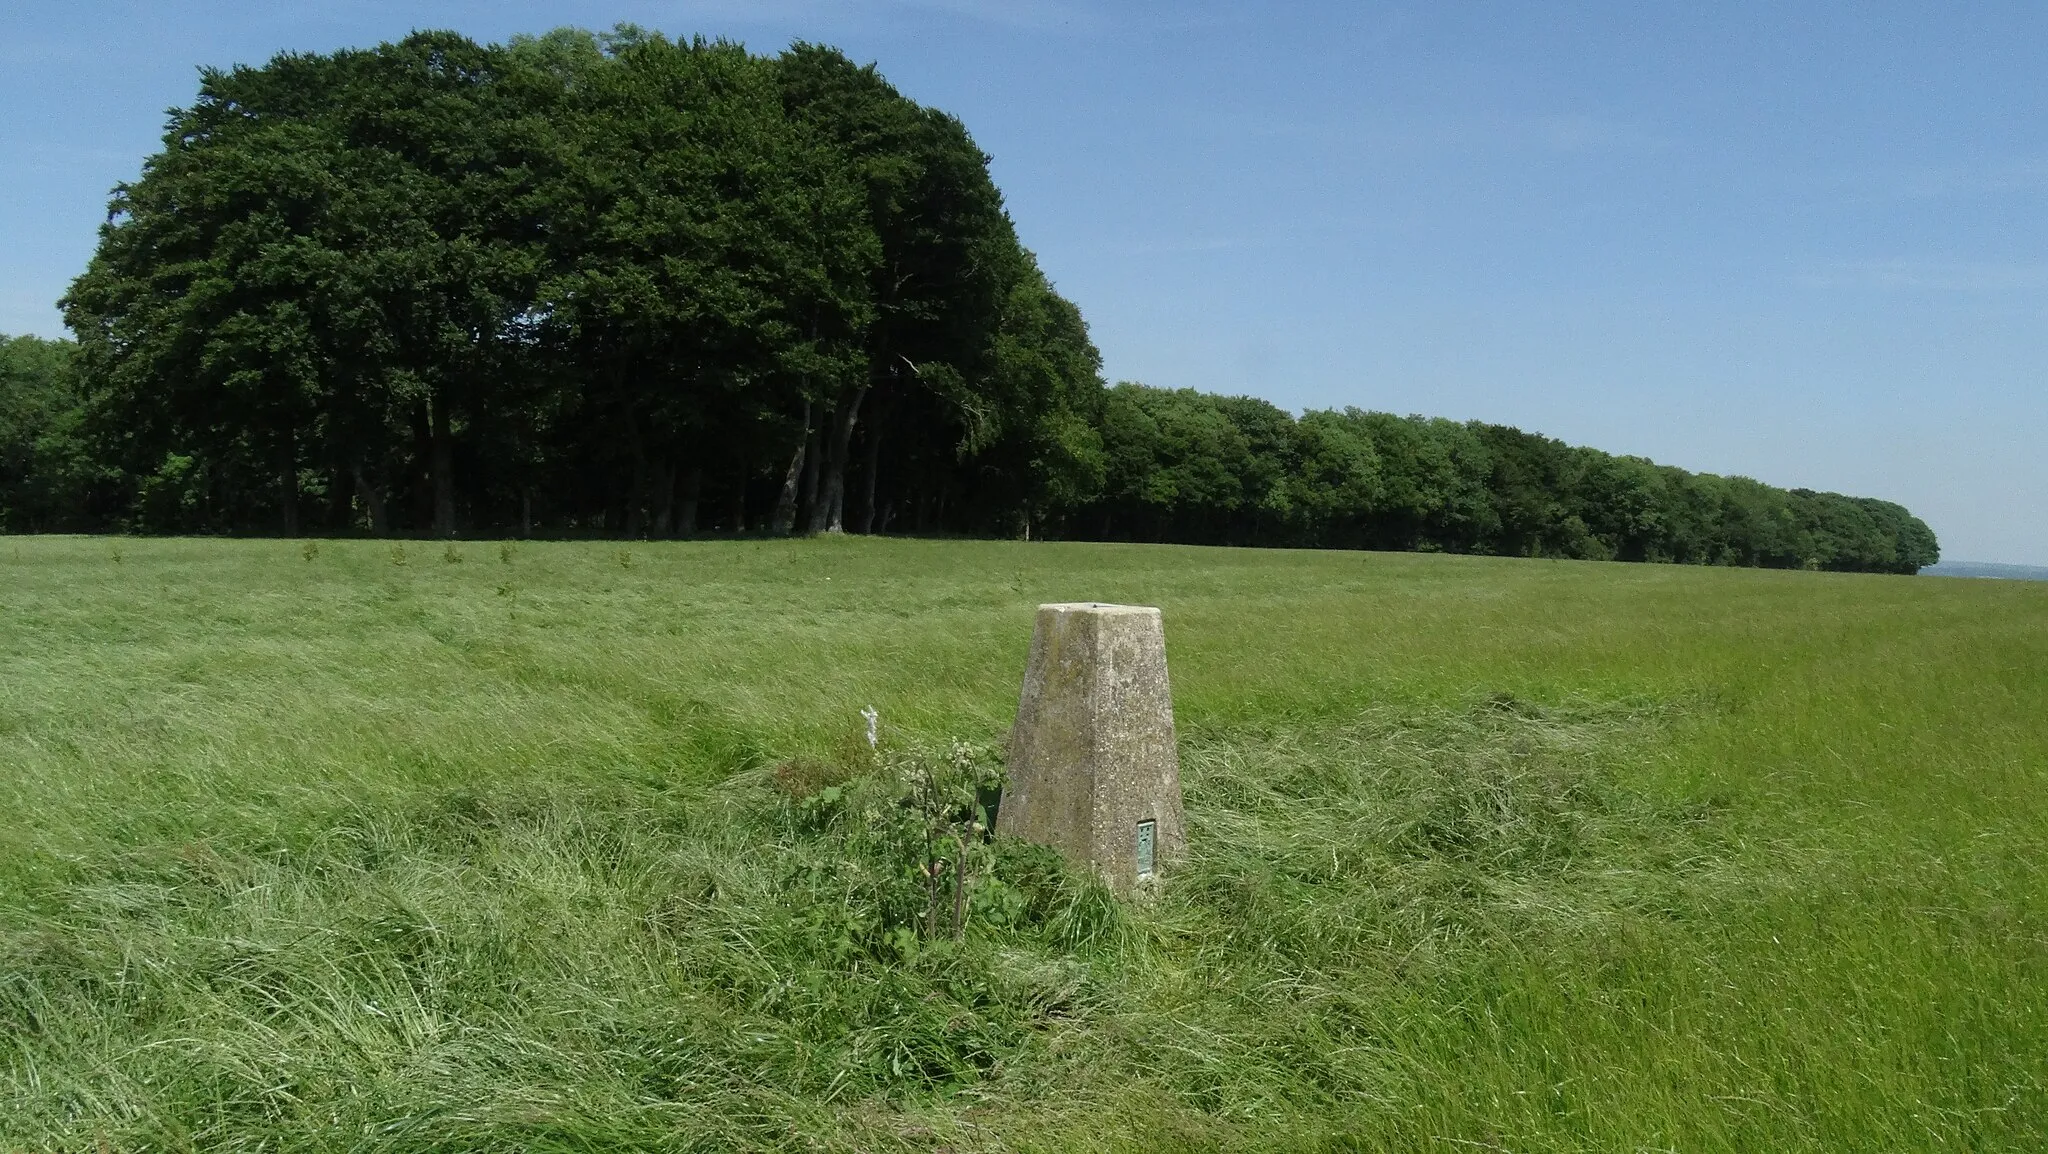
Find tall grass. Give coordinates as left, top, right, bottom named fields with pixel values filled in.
left=1, top=536, right=2043, bottom=1150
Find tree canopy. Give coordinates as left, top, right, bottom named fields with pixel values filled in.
left=1077, top=384, right=1938, bottom=574
left=56, top=28, right=1098, bottom=540
left=4, top=26, right=1939, bottom=575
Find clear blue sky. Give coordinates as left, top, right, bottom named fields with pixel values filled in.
left=6, top=2, right=2044, bottom=562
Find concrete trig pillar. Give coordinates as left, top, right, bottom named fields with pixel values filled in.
left=1002, top=603, right=1185, bottom=891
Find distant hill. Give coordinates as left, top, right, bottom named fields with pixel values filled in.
left=1923, top=561, right=2048, bottom=582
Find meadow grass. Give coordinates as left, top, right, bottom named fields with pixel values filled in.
left=0, top=535, right=2043, bottom=1151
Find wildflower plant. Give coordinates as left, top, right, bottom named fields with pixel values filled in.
left=787, top=717, right=1021, bottom=962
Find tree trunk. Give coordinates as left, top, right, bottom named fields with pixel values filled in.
left=626, top=434, right=648, bottom=538
left=325, top=468, right=351, bottom=532
left=771, top=402, right=809, bottom=535
left=854, top=418, right=883, bottom=535
left=798, top=415, right=822, bottom=532
left=430, top=397, right=456, bottom=537
left=678, top=465, right=703, bottom=537
left=277, top=429, right=299, bottom=536
left=651, top=460, right=675, bottom=538
left=411, top=406, right=434, bottom=531
left=352, top=465, right=390, bottom=535
left=815, top=385, right=867, bottom=534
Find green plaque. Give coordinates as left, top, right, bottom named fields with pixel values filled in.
left=1135, top=819, right=1157, bottom=879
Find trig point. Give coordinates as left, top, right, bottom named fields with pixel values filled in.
left=1002, top=603, right=1185, bottom=891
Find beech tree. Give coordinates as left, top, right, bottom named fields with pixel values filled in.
left=773, top=44, right=1028, bottom=534
left=537, top=31, right=875, bottom=536
left=63, top=28, right=1102, bottom=539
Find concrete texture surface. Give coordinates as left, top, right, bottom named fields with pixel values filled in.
left=1002, top=602, right=1185, bottom=891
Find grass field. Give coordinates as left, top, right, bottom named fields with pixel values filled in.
left=2, top=535, right=2044, bottom=1151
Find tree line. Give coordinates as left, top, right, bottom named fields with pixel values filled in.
left=1086, top=384, right=1936, bottom=572
left=1, top=28, right=1938, bottom=574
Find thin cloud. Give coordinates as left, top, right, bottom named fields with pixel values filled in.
left=1528, top=114, right=1675, bottom=154
left=1891, top=159, right=2048, bottom=199
left=892, top=0, right=1104, bottom=31
left=647, top=0, right=1107, bottom=33
left=1799, top=259, right=2048, bottom=293
left=1808, top=158, right=2048, bottom=206
left=1224, top=110, right=1678, bottom=157
left=1111, top=235, right=1264, bottom=256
